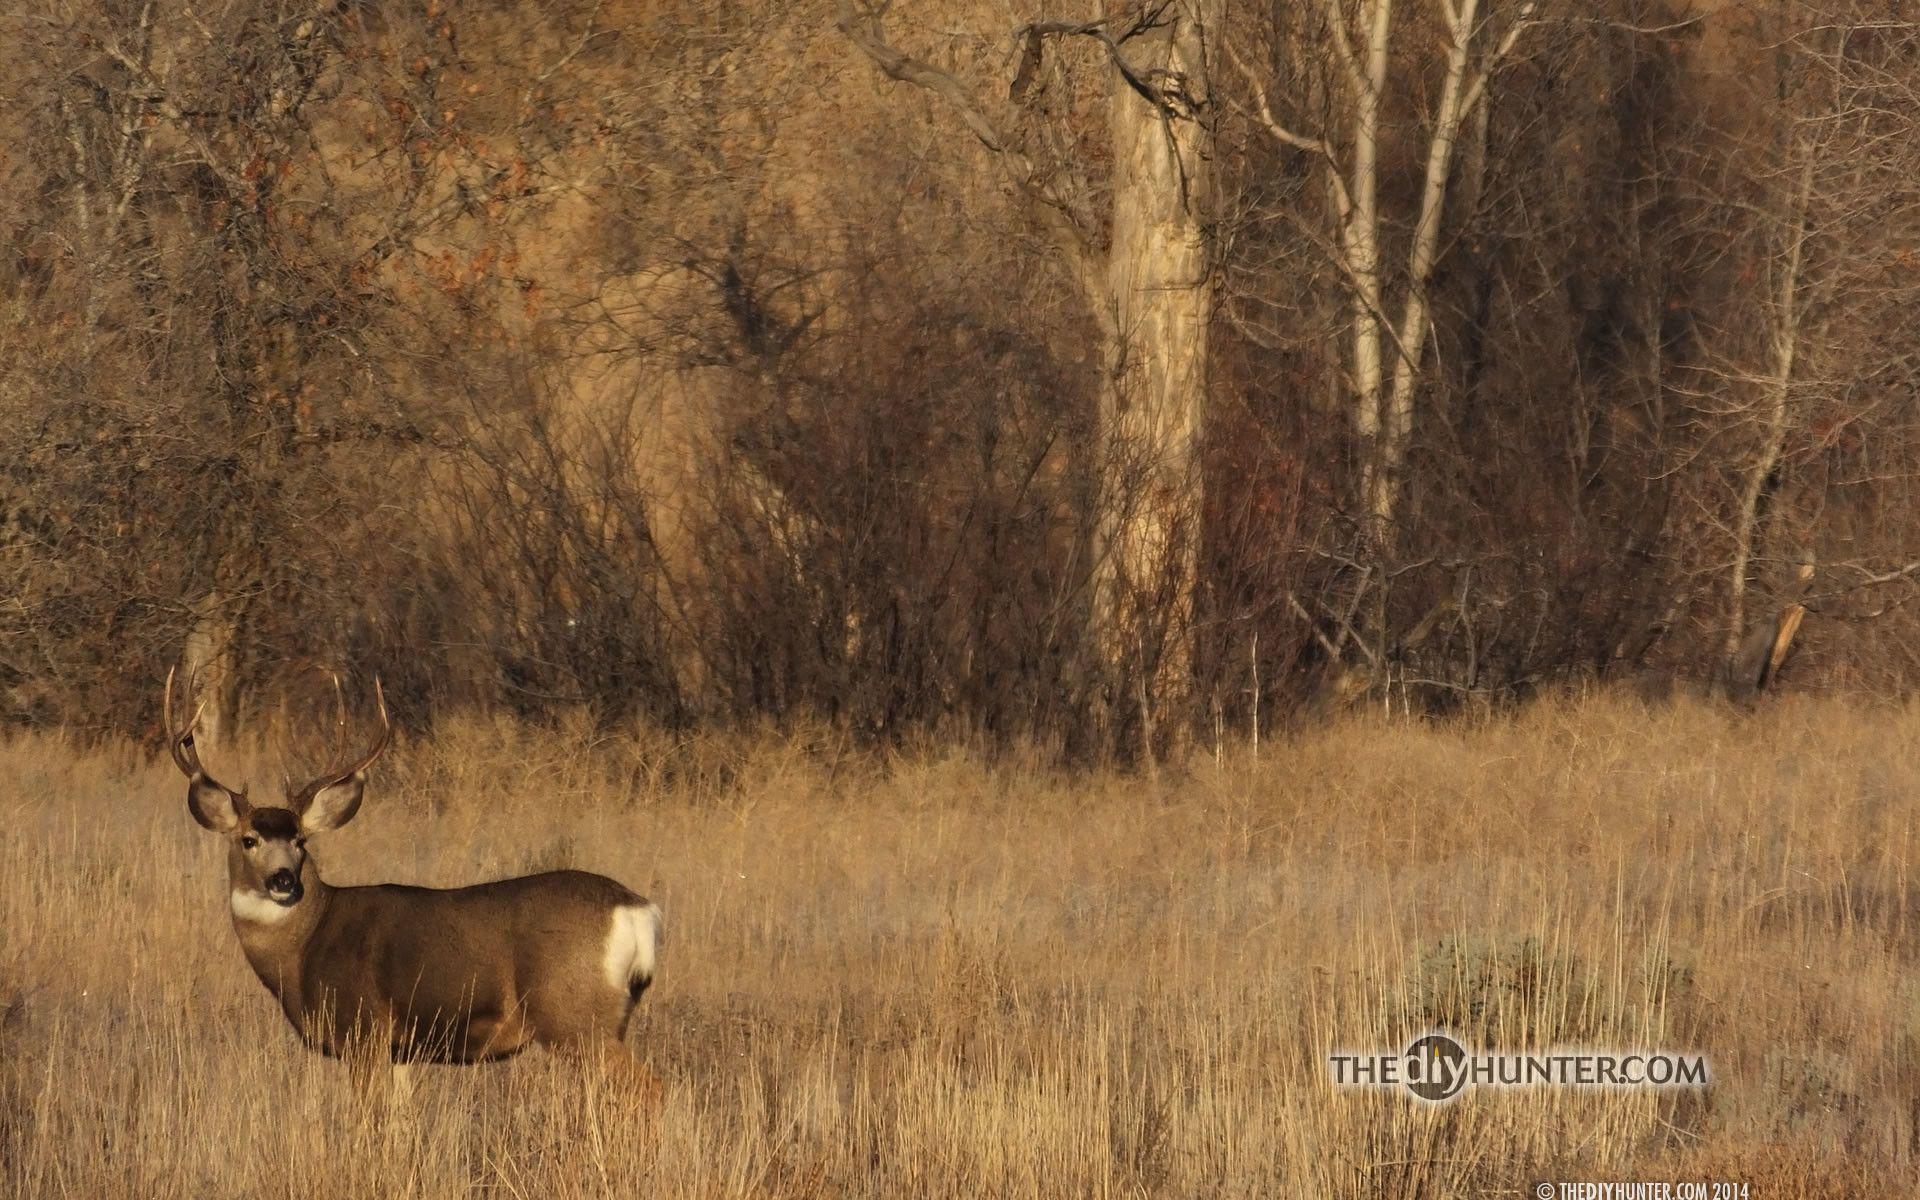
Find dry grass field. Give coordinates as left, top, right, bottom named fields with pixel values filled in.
left=2, top=695, right=1917, bottom=1197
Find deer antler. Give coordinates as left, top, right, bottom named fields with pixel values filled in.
left=292, top=676, right=391, bottom=809
left=329, top=670, right=349, bottom=733
left=163, top=665, right=233, bottom=791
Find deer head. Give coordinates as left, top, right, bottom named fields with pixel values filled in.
left=165, top=667, right=390, bottom=909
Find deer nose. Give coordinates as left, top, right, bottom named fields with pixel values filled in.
left=265, top=869, right=300, bottom=899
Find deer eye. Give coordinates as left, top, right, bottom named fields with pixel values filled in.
left=240, top=835, right=259, bottom=850
left=294, top=837, right=307, bottom=850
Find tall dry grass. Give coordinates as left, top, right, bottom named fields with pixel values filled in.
left=1, top=695, right=1915, bottom=1197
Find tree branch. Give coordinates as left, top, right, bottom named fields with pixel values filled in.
left=835, top=1, right=1111, bottom=343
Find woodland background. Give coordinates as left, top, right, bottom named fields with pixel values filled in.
left=5, top=0, right=1920, bottom=758
left=10, top=7, right=1920, bottom=1193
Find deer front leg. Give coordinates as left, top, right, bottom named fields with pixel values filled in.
left=341, top=1020, right=415, bottom=1128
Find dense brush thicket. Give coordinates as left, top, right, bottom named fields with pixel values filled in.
left=4, top=1, right=1919, bottom=753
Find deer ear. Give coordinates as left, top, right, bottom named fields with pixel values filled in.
left=300, top=774, right=366, bottom=834
left=187, top=779, right=248, bottom=833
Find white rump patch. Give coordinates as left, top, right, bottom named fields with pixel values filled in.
left=603, top=903, right=662, bottom=994
left=230, top=889, right=295, bottom=925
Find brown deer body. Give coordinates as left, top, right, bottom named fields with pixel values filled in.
left=167, top=671, right=661, bottom=1072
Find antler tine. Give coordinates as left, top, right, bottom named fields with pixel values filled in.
left=294, top=674, right=392, bottom=805
left=163, top=666, right=222, bottom=785
left=347, top=675, right=392, bottom=776
left=329, top=669, right=348, bottom=732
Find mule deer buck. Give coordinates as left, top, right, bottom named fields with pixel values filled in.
left=164, top=669, right=661, bottom=1091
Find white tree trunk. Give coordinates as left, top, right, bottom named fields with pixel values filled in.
left=1243, top=0, right=1534, bottom=534
left=1726, top=146, right=1816, bottom=665
left=1346, top=0, right=1391, bottom=514
left=1375, top=0, right=1480, bottom=526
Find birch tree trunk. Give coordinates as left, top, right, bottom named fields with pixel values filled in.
left=1237, top=2, right=1534, bottom=517
left=1345, top=0, right=1391, bottom=523
left=1233, top=0, right=1534, bottom=678
left=1725, top=146, right=1817, bottom=667
left=1374, top=0, right=1491, bottom=527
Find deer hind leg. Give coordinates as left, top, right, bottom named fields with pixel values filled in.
left=560, top=1033, right=662, bottom=1116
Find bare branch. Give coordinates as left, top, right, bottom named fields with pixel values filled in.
left=834, top=1, right=1111, bottom=342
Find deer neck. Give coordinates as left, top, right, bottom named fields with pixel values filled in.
left=229, top=858, right=332, bottom=1002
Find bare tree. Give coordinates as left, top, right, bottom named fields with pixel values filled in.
left=1678, top=7, right=1920, bottom=691
left=1231, top=0, right=1537, bottom=532
left=837, top=0, right=1217, bottom=750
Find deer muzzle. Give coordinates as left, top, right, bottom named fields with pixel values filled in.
left=264, top=869, right=303, bottom=906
